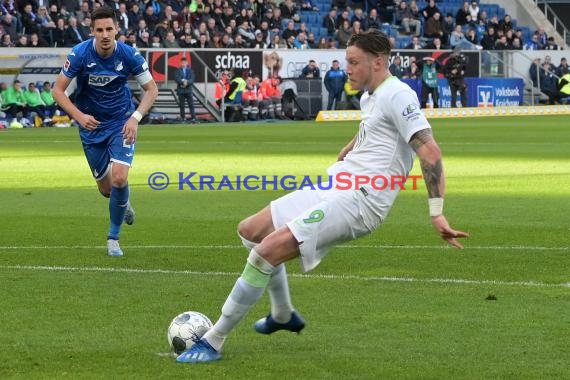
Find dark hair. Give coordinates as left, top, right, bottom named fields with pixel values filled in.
left=347, top=29, right=391, bottom=57
left=91, top=6, right=117, bottom=23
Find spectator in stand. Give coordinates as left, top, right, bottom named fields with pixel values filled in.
left=143, top=3, right=160, bottom=32
left=377, top=0, right=396, bottom=24
left=37, top=6, right=56, bottom=38
left=425, top=36, right=446, bottom=50
left=192, top=33, right=210, bottom=48
left=316, top=37, right=328, bottom=49
left=28, top=32, right=49, bottom=47
left=251, top=30, right=268, bottom=48
left=1, top=34, right=14, bottom=47
left=297, top=22, right=310, bottom=38
left=178, top=33, right=192, bottom=48
left=75, top=1, right=91, bottom=23
left=443, top=13, right=455, bottom=39
left=351, top=8, right=367, bottom=31
left=556, top=58, right=568, bottom=77
left=269, top=34, right=286, bottom=49
left=535, top=27, right=548, bottom=48
left=154, top=19, right=170, bottom=41
left=294, top=32, right=310, bottom=49
left=282, top=20, right=297, bottom=42
left=366, top=8, right=382, bottom=31
left=300, top=0, right=319, bottom=12
left=307, top=32, right=318, bottom=48
left=79, top=16, right=92, bottom=39
left=336, top=8, right=350, bottom=27
left=162, top=30, right=179, bottom=48
left=468, top=1, right=479, bottom=22
left=324, top=59, right=347, bottom=110
left=495, top=35, right=510, bottom=50
left=465, top=28, right=479, bottom=46
left=524, top=34, right=540, bottom=50
left=270, top=8, right=284, bottom=34
left=51, top=17, right=66, bottom=47
left=455, top=1, right=470, bottom=26
left=424, top=12, right=445, bottom=43
left=511, top=37, right=522, bottom=50
left=337, top=19, right=353, bottom=48
left=116, top=2, right=130, bottom=34
left=1, top=13, right=18, bottom=42
left=449, top=25, right=467, bottom=49
left=480, top=26, right=496, bottom=50
left=21, top=3, right=41, bottom=36
left=323, top=8, right=338, bottom=37
left=544, top=37, right=559, bottom=50
left=422, top=0, right=441, bottom=22
left=15, top=35, right=28, bottom=48
left=352, top=20, right=363, bottom=36
left=300, top=60, right=320, bottom=78
left=497, top=14, right=513, bottom=35
left=280, top=0, right=300, bottom=23
left=389, top=55, right=404, bottom=78
left=406, top=35, right=424, bottom=50
left=64, top=17, right=88, bottom=47
left=396, top=1, right=421, bottom=36
left=234, top=34, right=248, bottom=48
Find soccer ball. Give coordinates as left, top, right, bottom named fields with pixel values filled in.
left=167, top=311, right=213, bottom=355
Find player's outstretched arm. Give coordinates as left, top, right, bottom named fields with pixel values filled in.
left=52, top=73, right=100, bottom=130
left=409, top=128, right=469, bottom=249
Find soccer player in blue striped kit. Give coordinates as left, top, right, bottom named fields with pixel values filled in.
left=53, top=7, right=158, bottom=257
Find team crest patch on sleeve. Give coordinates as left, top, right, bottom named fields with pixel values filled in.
left=63, top=59, right=71, bottom=72
left=402, top=104, right=418, bottom=117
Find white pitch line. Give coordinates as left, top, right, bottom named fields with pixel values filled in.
left=0, top=264, right=568, bottom=289
left=0, top=244, right=568, bottom=251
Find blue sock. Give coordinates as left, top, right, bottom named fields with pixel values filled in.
left=107, top=185, right=129, bottom=240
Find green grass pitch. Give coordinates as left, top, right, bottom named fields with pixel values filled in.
left=0, top=116, right=569, bottom=379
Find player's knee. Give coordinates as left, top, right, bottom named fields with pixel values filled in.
left=237, top=218, right=264, bottom=244
left=98, top=188, right=111, bottom=198
left=111, top=173, right=129, bottom=188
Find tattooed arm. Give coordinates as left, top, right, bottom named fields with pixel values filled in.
left=409, top=128, right=469, bottom=248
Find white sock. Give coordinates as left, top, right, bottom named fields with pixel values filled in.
left=203, top=250, right=274, bottom=352
left=268, top=264, right=294, bottom=323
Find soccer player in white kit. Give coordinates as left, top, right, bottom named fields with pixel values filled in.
left=177, top=29, right=469, bottom=363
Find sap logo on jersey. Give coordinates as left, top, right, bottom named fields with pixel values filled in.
left=88, top=75, right=118, bottom=86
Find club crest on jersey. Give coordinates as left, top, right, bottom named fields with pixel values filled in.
left=116, top=61, right=123, bottom=71
left=88, top=74, right=118, bottom=86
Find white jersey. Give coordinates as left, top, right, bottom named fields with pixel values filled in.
left=327, top=76, right=430, bottom=219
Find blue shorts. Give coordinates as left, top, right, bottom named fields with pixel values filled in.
left=82, top=130, right=136, bottom=181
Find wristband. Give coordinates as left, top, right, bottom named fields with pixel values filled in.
left=428, top=198, right=444, bottom=217
left=131, top=110, right=143, bottom=122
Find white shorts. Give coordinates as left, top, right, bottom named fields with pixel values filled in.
left=270, top=185, right=382, bottom=272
